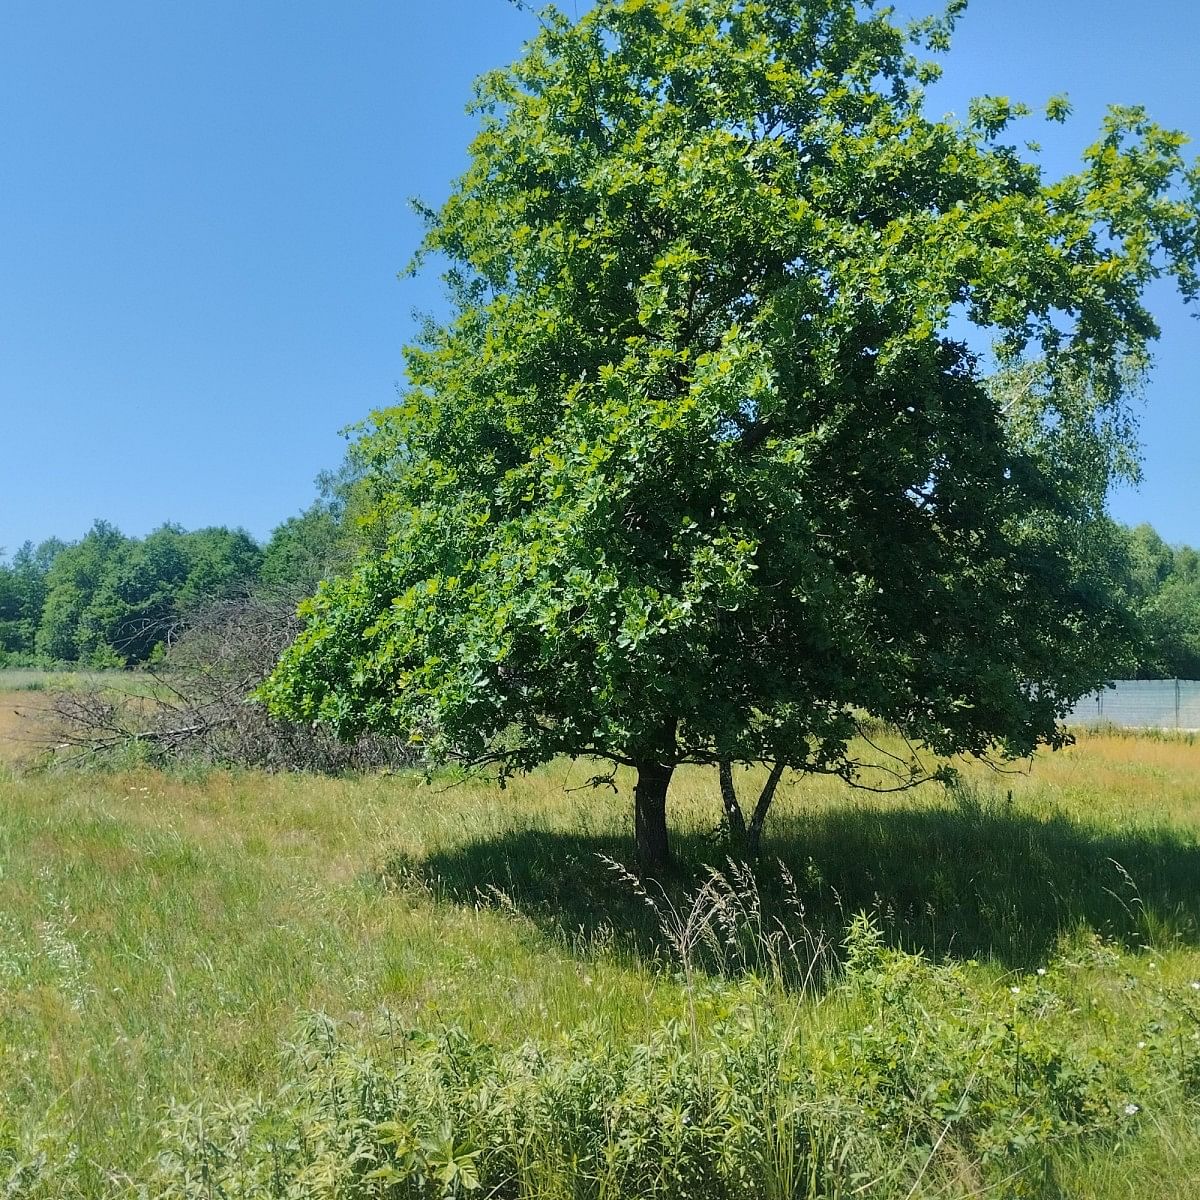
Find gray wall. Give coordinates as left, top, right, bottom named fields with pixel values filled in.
left=1064, top=680, right=1200, bottom=730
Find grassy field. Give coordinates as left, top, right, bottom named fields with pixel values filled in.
left=0, top=668, right=136, bottom=693
left=0, top=671, right=164, bottom=769
left=1, top=732, right=1199, bottom=1196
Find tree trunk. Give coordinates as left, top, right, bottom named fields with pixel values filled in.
left=719, top=759, right=747, bottom=843
left=634, top=760, right=674, bottom=871
left=746, top=761, right=786, bottom=859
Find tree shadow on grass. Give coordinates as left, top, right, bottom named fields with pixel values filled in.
left=380, top=788, right=1200, bottom=972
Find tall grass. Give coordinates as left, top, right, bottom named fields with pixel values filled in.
left=1, top=744, right=1199, bottom=1196
left=148, top=913, right=1200, bottom=1200
left=0, top=668, right=133, bottom=693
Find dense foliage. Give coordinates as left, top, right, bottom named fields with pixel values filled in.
left=4, top=516, right=1199, bottom=679
left=262, top=0, right=1200, bottom=864
left=0, top=538, right=62, bottom=662
left=1122, top=523, right=1200, bottom=679
left=32, top=522, right=262, bottom=666
left=0, top=500, right=354, bottom=668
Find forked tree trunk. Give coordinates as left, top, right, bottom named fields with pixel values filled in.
left=719, top=759, right=747, bottom=842
left=633, top=760, right=674, bottom=871
left=745, top=761, right=786, bottom=858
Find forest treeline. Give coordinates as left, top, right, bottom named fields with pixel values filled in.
left=1, top=510, right=1198, bottom=678
left=0, top=503, right=346, bottom=669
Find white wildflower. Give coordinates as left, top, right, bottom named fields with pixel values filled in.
left=1124, top=1103, right=1140, bottom=1116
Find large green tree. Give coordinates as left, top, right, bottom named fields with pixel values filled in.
left=264, top=0, right=1200, bottom=866
left=36, top=521, right=130, bottom=664
left=83, top=525, right=263, bottom=663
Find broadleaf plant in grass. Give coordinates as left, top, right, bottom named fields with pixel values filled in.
left=262, top=0, right=1200, bottom=868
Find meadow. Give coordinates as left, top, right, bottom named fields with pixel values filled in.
left=0, top=670, right=166, bottom=767
left=0, top=668, right=137, bottom=694
left=1, top=704, right=1199, bottom=1197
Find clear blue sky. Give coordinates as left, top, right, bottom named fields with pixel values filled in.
left=2, top=0, right=1197, bottom=554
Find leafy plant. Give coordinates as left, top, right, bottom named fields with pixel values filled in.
left=150, top=903, right=1200, bottom=1200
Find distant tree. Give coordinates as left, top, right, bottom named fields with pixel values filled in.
left=260, top=504, right=348, bottom=595
left=0, top=562, right=15, bottom=658
left=1121, top=524, right=1200, bottom=678
left=175, top=527, right=263, bottom=613
left=36, top=521, right=129, bottom=664
left=35, top=521, right=261, bottom=666
left=1149, top=578, right=1200, bottom=679
left=256, top=0, right=1197, bottom=866
left=261, top=447, right=385, bottom=596
left=80, top=525, right=190, bottom=663
left=1125, top=524, right=1176, bottom=596
left=0, top=539, right=64, bottom=659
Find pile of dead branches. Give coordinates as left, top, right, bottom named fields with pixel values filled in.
left=50, top=588, right=419, bottom=773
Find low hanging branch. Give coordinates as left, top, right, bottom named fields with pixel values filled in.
left=717, top=729, right=954, bottom=857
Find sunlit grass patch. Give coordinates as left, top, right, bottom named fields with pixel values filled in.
left=1, top=736, right=1199, bottom=1196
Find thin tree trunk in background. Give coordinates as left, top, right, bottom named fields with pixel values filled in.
left=746, top=761, right=786, bottom=858
left=719, top=759, right=747, bottom=842
left=633, top=760, right=674, bottom=871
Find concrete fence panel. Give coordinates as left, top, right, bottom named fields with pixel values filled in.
left=1064, top=679, right=1200, bottom=730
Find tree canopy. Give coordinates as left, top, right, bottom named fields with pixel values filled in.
left=27, top=521, right=262, bottom=667
left=263, top=0, right=1200, bottom=866
left=0, top=467, right=367, bottom=669
left=1121, top=524, right=1200, bottom=679
left=0, top=538, right=64, bottom=661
